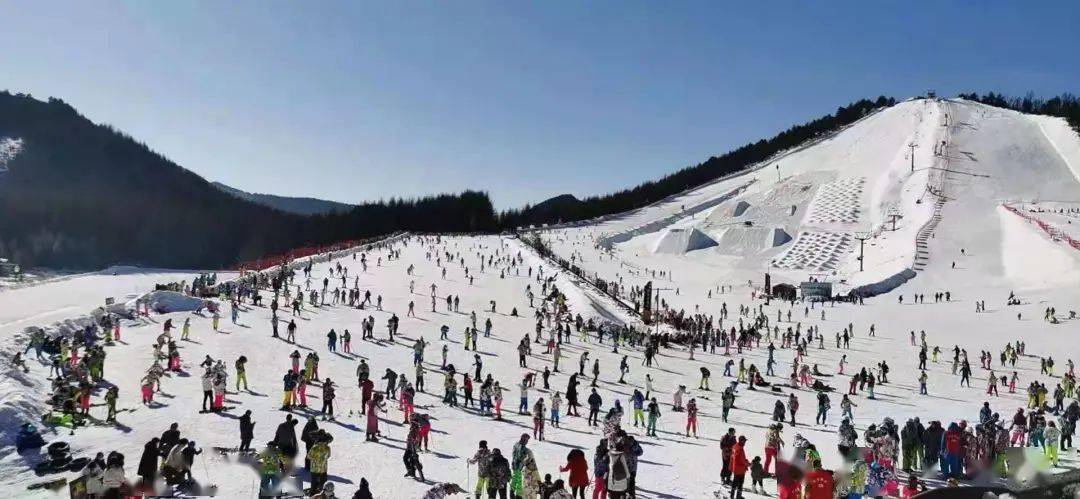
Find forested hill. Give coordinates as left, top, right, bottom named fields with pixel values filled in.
left=499, top=96, right=897, bottom=228
left=0, top=91, right=497, bottom=270
left=211, top=181, right=356, bottom=216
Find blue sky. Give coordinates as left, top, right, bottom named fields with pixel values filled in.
left=2, top=1, right=1077, bottom=208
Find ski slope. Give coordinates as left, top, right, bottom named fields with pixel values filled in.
left=3, top=99, right=1080, bottom=497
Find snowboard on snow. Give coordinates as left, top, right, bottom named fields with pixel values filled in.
left=27, top=478, right=67, bottom=491
left=212, top=446, right=257, bottom=462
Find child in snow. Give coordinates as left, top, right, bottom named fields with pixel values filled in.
left=750, top=456, right=766, bottom=494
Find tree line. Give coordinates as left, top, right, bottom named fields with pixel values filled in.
left=957, top=91, right=1080, bottom=131
left=6, top=90, right=1074, bottom=270
left=0, top=91, right=496, bottom=270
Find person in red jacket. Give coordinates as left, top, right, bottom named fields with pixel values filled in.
left=774, top=458, right=804, bottom=499
left=559, top=448, right=589, bottom=499
left=942, top=422, right=963, bottom=478
left=729, top=435, right=749, bottom=499
left=803, top=459, right=834, bottom=499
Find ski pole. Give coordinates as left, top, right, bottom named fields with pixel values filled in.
left=200, top=451, right=212, bottom=486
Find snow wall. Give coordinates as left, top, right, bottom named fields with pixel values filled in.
left=848, top=268, right=917, bottom=297
left=597, top=180, right=755, bottom=250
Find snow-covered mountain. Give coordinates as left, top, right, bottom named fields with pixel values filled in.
left=544, top=98, right=1080, bottom=295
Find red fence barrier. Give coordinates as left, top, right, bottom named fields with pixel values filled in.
left=1002, top=204, right=1080, bottom=251
left=233, top=233, right=403, bottom=272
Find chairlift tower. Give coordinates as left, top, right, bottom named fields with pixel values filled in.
left=854, top=231, right=872, bottom=272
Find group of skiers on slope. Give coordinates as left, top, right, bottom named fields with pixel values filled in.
left=23, top=234, right=1080, bottom=499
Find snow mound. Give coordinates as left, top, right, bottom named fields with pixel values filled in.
left=712, top=226, right=770, bottom=255
left=849, top=268, right=917, bottom=297
left=129, top=290, right=209, bottom=314
left=0, top=369, right=49, bottom=458
left=805, top=177, right=864, bottom=224
left=771, top=231, right=854, bottom=271
left=771, top=227, right=793, bottom=247
left=998, top=206, right=1080, bottom=290
left=651, top=228, right=718, bottom=254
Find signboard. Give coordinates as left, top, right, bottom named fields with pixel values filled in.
left=642, top=281, right=653, bottom=324
left=68, top=475, right=88, bottom=499
left=105, top=297, right=115, bottom=306
left=799, top=281, right=832, bottom=301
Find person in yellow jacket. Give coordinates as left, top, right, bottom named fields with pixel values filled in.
left=259, top=442, right=285, bottom=495
left=235, top=356, right=249, bottom=391
left=308, top=439, right=331, bottom=492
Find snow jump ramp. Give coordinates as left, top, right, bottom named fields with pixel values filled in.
left=652, top=228, right=718, bottom=254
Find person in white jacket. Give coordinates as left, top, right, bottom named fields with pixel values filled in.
left=84, top=452, right=106, bottom=496
left=101, top=451, right=127, bottom=495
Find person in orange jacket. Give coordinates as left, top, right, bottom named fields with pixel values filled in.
left=729, top=435, right=749, bottom=499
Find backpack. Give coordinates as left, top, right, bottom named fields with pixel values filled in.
left=607, top=451, right=630, bottom=492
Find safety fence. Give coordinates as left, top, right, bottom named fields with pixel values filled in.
left=233, top=232, right=407, bottom=272
left=1002, top=204, right=1080, bottom=251
left=514, top=234, right=643, bottom=320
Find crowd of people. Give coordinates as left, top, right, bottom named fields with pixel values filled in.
left=12, top=233, right=1078, bottom=498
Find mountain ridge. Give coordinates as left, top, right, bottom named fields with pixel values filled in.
left=211, top=181, right=355, bottom=216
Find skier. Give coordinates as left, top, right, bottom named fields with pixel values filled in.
left=685, top=398, right=698, bottom=437
left=646, top=398, right=661, bottom=437
left=321, top=379, right=336, bottom=418
left=587, top=388, right=603, bottom=426
left=365, top=394, right=386, bottom=442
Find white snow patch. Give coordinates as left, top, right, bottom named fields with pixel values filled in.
left=0, top=137, right=23, bottom=171
left=998, top=205, right=1080, bottom=289
left=1032, top=115, right=1080, bottom=185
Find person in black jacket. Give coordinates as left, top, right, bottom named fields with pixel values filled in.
left=274, top=414, right=299, bottom=464
left=566, top=374, right=580, bottom=417
left=352, top=477, right=373, bottom=499
left=137, top=438, right=160, bottom=485
left=239, top=410, right=256, bottom=451
left=159, top=423, right=181, bottom=457
left=301, top=417, right=320, bottom=470
left=921, top=420, right=944, bottom=470
left=487, top=448, right=511, bottom=499
left=587, top=389, right=603, bottom=427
